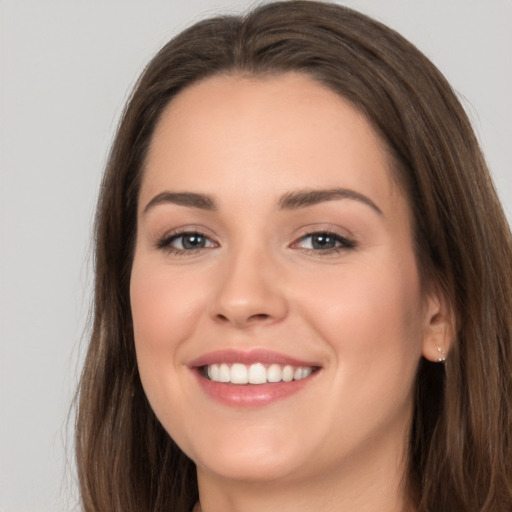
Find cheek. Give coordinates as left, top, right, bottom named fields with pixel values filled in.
left=129, top=259, right=209, bottom=409
left=292, top=255, right=424, bottom=443
left=296, top=253, right=425, bottom=380
left=129, top=258, right=218, bottom=447
left=131, top=260, right=206, bottom=349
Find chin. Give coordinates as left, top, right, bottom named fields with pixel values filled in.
left=197, top=452, right=301, bottom=483
left=183, top=425, right=311, bottom=483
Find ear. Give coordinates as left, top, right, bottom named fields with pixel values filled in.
left=421, top=288, right=456, bottom=363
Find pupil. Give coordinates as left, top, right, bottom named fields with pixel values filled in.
left=183, top=234, right=205, bottom=249
left=312, top=234, right=335, bottom=249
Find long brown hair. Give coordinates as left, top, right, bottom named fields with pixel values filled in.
left=75, top=2, right=512, bottom=510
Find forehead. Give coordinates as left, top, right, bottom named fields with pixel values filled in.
left=141, top=72, right=404, bottom=218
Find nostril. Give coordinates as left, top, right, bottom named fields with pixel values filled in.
left=215, top=312, right=271, bottom=325
left=248, top=313, right=271, bottom=322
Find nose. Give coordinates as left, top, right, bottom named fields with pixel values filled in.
left=210, top=245, right=288, bottom=328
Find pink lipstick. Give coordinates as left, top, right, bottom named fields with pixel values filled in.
left=188, top=349, right=321, bottom=407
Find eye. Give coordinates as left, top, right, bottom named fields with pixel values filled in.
left=293, top=231, right=356, bottom=254
left=157, top=231, right=217, bottom=254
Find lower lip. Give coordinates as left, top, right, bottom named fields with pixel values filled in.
left=192, top=370, right=316, bottom=407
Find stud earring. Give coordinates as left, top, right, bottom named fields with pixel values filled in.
left=437, top=346, right=446, bottom=363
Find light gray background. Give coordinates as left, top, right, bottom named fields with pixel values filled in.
left=1, top=1, right=510, bottom=510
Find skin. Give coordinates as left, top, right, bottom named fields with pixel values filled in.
left=130, top=72, right=451, bottom=512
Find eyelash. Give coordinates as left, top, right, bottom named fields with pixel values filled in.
left=156, top=230, right=217, bottom=255
left=155, top=230, right=356, bottom=256
left=293, top=231, right=356, bottom=255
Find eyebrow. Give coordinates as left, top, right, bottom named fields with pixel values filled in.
left=143, top=191, right=217, bottom=213
left=278, top=188, right=383, bottom=215
left=143, top=187, right=382, bottom=216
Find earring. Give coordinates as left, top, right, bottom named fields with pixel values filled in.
left=437, top=346, right=446, bottom=363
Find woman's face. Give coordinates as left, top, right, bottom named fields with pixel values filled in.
left=130, top=73, right=441, bottom=485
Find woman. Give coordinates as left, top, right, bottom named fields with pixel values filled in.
left=75, top=1, right=512, bottom=511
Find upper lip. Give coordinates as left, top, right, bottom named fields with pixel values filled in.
left=187, top=349, right=321, bottom=368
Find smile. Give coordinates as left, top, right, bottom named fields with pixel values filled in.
left=204, top=362, right=314, bottom=384
left=189, top=349, right=321, bottom=407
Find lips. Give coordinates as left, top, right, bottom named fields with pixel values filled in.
left=188, top=349, right=321, bottom=407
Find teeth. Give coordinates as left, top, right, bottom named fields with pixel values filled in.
left=248, top=363, right=267, bottom=384
left=282, top=365, right=294, bottom=382
left=294, top=367, right=312, bottom=380
left=230, top=363, right=248, bottom=384
left=219, top=363, right=230, bottom=383
left=205, top=362, right=314, bottom=384
left=267, top=363, right=282, bottom=382
left=208, top=364, right=219, bottom=381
